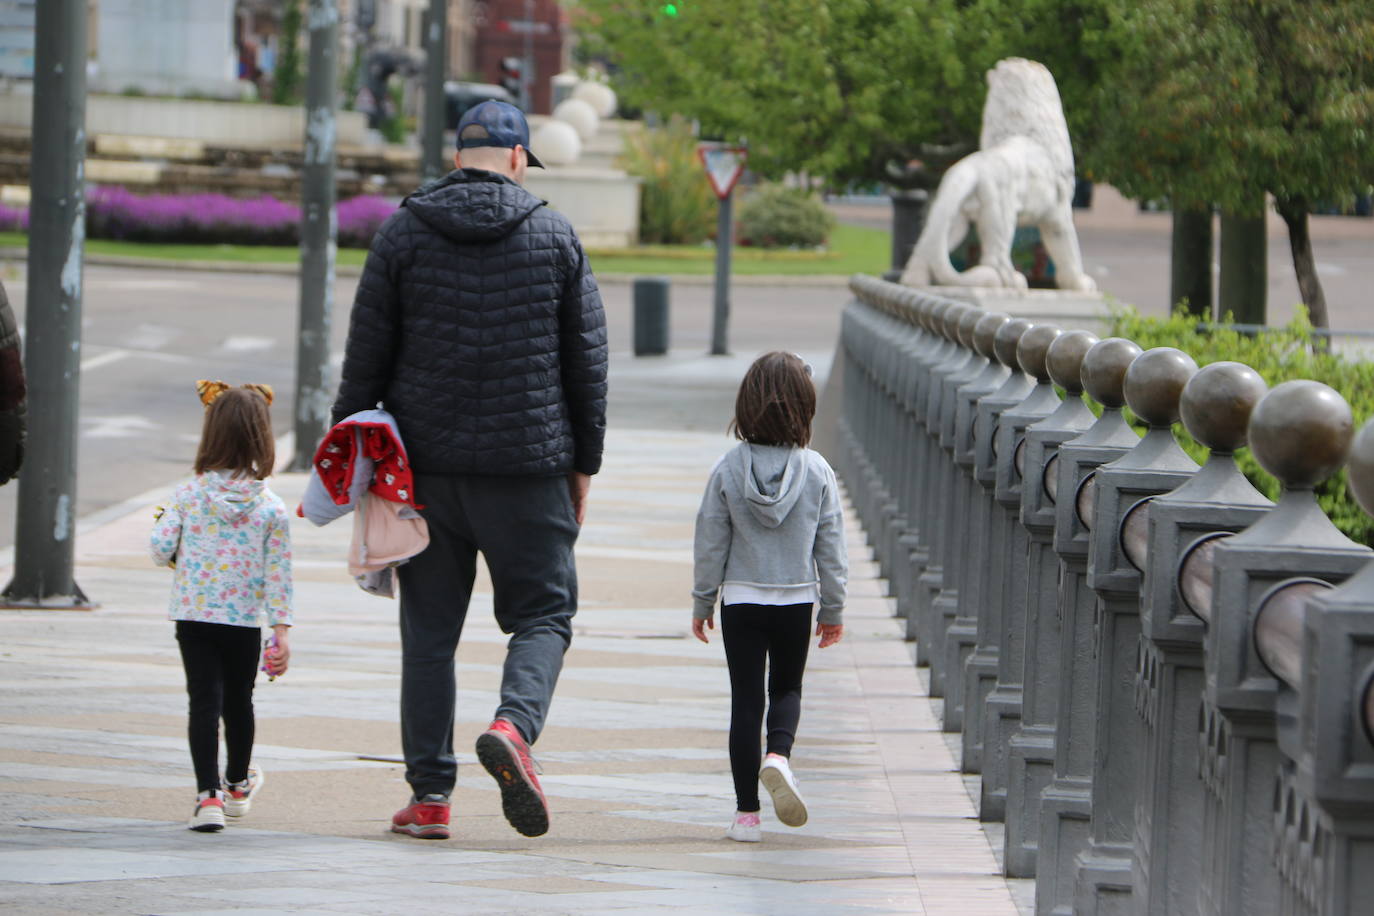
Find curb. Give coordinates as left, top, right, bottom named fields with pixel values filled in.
left=0, top=248, right=855, bottom=287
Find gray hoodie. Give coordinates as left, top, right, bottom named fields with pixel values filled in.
left=692, top=443, right=848, bottom=624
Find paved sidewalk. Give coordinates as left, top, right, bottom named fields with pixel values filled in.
left=0, top=355, right=1029, bottom=914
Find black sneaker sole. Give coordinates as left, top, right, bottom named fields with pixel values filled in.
left=475, top=731, right=549, bottom=837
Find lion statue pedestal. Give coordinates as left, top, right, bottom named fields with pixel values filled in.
left=900, top=58, right=1107, bottom=327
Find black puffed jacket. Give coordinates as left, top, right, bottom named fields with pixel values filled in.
left=332, top=169, right=607, bottom=477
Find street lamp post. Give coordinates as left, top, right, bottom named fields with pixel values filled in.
left=421, top=0, right=447, bottom=181
left=3, top=0, right=91, bottom=608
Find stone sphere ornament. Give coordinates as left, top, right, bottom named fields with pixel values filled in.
left=1347, top=419, right=1374, bottom=517
left=553, top=97, right=600, bottom=141
left=1017, top=324, right=1063, bottom=382
left=1046, top=329, right=1098, bottom=393
left=1248, top=380, right=1354, bottom=488
left=1178, top=361, right=1268, bottom=453
left=957, top=307, right=984, bottom=349
left=943, top=303, right=968, bottom=340
left=1081, top=338, right=1143, bottom=408
left=993, top=318, right=1035, bottom=369
left=571, top=80, right=617, bottom=118
left=973, top=313, right=1011, bottom=359
left=1124, top=347, right=1198, bottom=427
left=530, top=120, right=581, bottom=166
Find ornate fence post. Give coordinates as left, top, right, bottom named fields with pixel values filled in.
left=1075, top=347, right=1200, bottom=912
left=945, top=312, right=1012, bottom=737
left=920, top=304, right=986, bottom=699
left=1003, top=329, right=1098, bottom=877
left=967, top=317, right=1037, bottom=820
left=1193, top=381, right=1372, bottom=916
left=1126, top=362, right=1272, bottom=915
left=1273, top=418, right=1374, bottom=914
left=1037, top=337, right=1145, bottom=915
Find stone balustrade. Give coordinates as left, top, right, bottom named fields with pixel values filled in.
left=834, top=275, right=1374, bottom=915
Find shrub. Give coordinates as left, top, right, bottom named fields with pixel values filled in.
left=619, top=116, right=716, bottom=245
left=337, top=195, right=397, bottom=248
left=1107, top=305, right=1374, bottom=545
left=737, top=183, right=836, bottom=249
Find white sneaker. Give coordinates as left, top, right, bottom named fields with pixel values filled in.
left=726, top=810, right=762, bottom=842
left=188, top=791, right=226, bottom=832
left=223, top=765, right=264, bottom=817
left=760, top=755, right=808, bottom=827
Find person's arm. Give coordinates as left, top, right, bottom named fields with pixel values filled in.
left=332, top=218, right=404, bottom=425
left=149, top=498, right=184, bottom=568
left=814, top=465, right=848, bottom=644
left=263, top=506, right=294, bottom=628
left=691, top=467, right=732, bottom=639
left=558, top=237, right=608, bottom=477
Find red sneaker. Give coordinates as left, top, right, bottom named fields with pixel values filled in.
left=475, top=718, right=549, bottom=837
left=390, top=793, right=451, bottom=839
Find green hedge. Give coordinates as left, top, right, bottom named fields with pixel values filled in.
left=1106, top=306, right=1374, bottom=545
left=737, top=183, right=836, bottom=249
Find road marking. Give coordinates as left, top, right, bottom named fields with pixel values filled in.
left=221, top=336, right=275, bottom=353
left=80, top=349, right=131, bottom=372
left=82, top=414, right=159, bottom=439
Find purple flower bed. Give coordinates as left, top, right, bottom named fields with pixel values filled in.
left=2, top=188, right=398, bottom=249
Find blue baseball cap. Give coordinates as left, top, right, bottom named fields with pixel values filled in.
left=456, top=100, right=545, bottom=168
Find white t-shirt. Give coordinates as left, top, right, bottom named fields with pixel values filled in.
left=722, top=582, right=819, bottom=607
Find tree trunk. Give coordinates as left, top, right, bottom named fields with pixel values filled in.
left=1275, top=196, right=1331, bottom=347
left=1170, top=207, right=1213, bottom=318
left=1219, top=209, right=1267, bottom=326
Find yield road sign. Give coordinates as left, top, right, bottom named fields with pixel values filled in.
left=697, top=144, right=747, bottom=200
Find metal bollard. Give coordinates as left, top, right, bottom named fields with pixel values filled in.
left=1003, top=329, right=1099, bottom=878
left=1193, top=381, right=1371, bottom=916
left=632, top=277, right=671, bottom=355
left=967, top=317, right=1037, bottom=821
left=943, top=311, right=1011, bottom=736
left=1037, top=337, right=1144, bottom=915
left=1075, top=347, right=1200, bottom=913
left=1127, top=361, right=1272, bottom=916
left=1270, top=418, right=1374, bottom=915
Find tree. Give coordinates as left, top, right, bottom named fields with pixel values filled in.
left=272, top=0, right=305, bottom=106
left=1071, top=0, right=1374, bottom=330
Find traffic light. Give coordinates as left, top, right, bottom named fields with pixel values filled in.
left=499, top=57, right=524, bottom=104
left=661, top=3, right=679, bottom=14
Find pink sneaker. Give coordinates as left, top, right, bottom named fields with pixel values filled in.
left=726, top=811, right=762, bottom=842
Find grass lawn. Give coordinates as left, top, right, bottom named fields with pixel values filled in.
left=0, top=223, right=891, bottom=277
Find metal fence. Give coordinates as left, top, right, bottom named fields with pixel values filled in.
left=834, top=275, right=1374, bottom=916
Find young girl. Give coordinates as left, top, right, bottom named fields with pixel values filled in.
left=150, top=382, right=293, bottom=832
left=692, top=351, right=848, bottom=842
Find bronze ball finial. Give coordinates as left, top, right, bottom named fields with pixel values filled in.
left=1045, top=329, right=1099, bottom=394
left=1347, top=419, right=1374, bottom=517
left=1178, top=361, right=1268, bottom=453
left=942, top=303, right=968, bottom=340
left=924, top=299, right=950, bottom=332
left=957, top=306, right=984, bottom=348
left=1016, top=324, right=1064, bottom=382
left=973, top=312, right=1010, bottom=359
left=1248, top=380, right=1354, bottom=488
left=1124, top=347, right=1198, bottom=426
left=993, top=317, right=1035, bottom=368
left=1081, top=338, right=1143, bottom=408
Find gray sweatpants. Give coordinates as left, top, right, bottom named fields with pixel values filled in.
left=396, top=473, right=579, bottom=799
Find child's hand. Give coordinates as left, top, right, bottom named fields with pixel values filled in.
left=816, top=622, right=843, bottom=648
left=264, top=626, right=291, bottom=677
left=692, top=616, right=714, bottom=644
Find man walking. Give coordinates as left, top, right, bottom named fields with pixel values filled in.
left=331, top=100, right=607, bottom=840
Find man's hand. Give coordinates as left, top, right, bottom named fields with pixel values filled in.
left=567, top=471, right=591, bottom=525
left=816, top=622, right=844, bottom=648
left=692, top=616, right=714, bottom=644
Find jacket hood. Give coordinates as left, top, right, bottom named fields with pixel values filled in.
left=402, top=168, right=545, bottom=242
left=200, top=471, right=266, bottom=523
left=728, top=444, right=808, bottom=529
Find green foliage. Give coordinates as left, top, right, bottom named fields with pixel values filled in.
left=736, top=184, right=836, bottom=249
left=1108, top=305, right=1374, bottom=545
left=272, top=0, right=304, bottom=106
left=619, top=117, right=718, bottom=245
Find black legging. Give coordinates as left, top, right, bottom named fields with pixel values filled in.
left=175, top=620, right=262, bottom=793
left=721, top=602, right=812, bottom=812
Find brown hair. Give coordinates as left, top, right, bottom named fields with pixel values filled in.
left=194, top=386, right=275, bottom=479
left=729, top=351, right=816, bottom=447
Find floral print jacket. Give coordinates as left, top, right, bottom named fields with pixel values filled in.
left=150, top=471, right=293, bottom=628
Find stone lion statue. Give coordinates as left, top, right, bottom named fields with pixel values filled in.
left=900, top=58, right=1096, bottom=292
